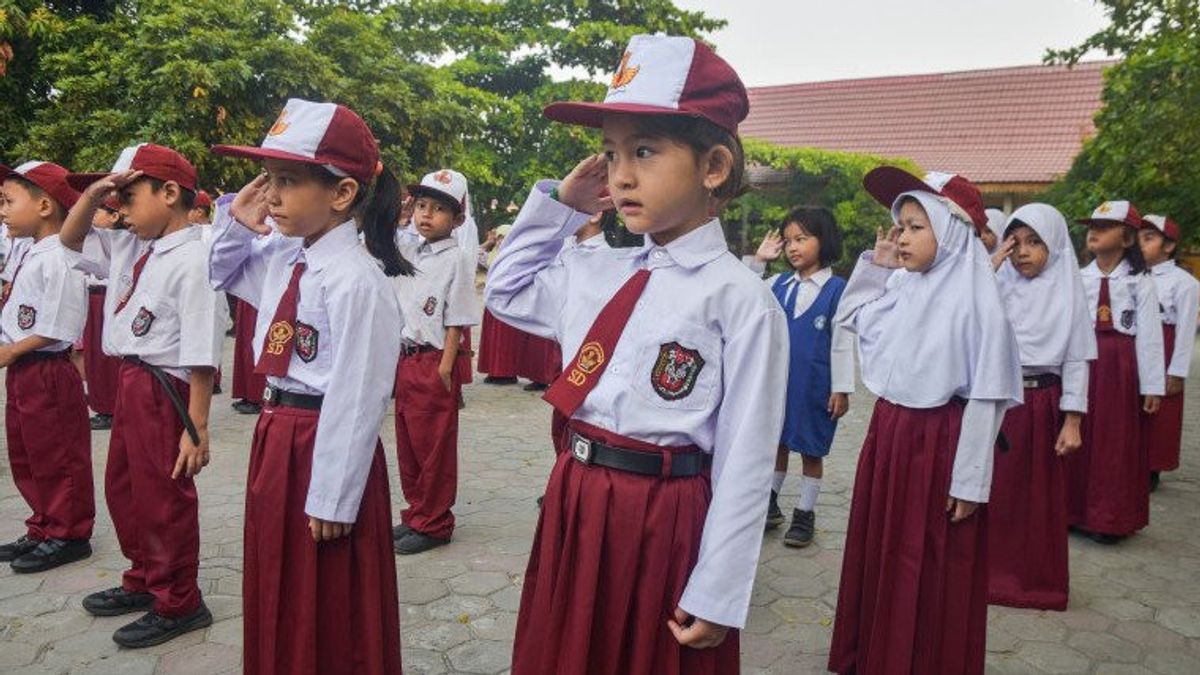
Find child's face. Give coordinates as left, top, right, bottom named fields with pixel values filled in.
left=979, top=228, right=998, bottom=253
left=1138, top=229, right=1174, bottom=265
left=92, top=207, right=120, bottom=230
left=0, top=180, right=45, bottom=237
left=1007, top=224, right=1050, bottom=279
left=895, top=200, right=938, bottom=272
left=1085, top=222, right=1130, bottom=255
left=412, top=194, right=464, bottom=241
left=601, top=115, right=718, bottom=239
left=118, top=178, right=181, bottom=240
left=261, top=158, right=358, bottom=239
left=781, top=221, right=821, bottom=273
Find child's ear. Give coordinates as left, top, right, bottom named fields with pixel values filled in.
left=331, top=177, right=359, bottom=213
left=701, top=145, right=734, bottom=193
left=1164, top=239, right=1177, bottom=257
left=453, top=212, right=466, bottom=228
left=36, top=194, right=56, bottom=219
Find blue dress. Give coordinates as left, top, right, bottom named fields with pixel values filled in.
left=771, top=272, right=847, bottom=457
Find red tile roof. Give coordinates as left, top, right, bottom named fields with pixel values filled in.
left=742, top=60, right=1114, bottom=185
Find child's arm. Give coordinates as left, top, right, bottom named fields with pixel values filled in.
left=1167, top=277, right=1199, bottom=392
left=947, top=398, right=1007, bottom=520
left=0, top=335, right=57, bottom=368
left=439, top=326, right=462, bottom=390
left=172, top=367, right=213, bottom=480
left=1135, top=276, right=1166, bottom=404
left=440, top=249, right=481, bottom=389
left=61, top=172, right=139, bottom=252
left=208, top=182, right=287, bottom=307
left=833, top=229, right=901, bottom=334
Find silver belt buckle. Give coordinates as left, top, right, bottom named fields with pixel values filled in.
left=571, top=433, right=593, bottom=464
left=263, top=385, right=275, bottom=404
left=1023, top=378, right=1038, bottom=389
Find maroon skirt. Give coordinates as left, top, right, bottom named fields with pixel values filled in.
left=476, top=309, right=524, bottom=378
left=82, top=289, right=121, bottom=415
left=516, top=333, right=562, bottom=386
left=1145, top=324, right=1184, bottom=472
left=1068, top=330, right=1148, bottom=536
left=512, top=421, right=739, bottom=675
left=231, top=299, right=266, bottom=403
left=243, top=405, right=401, bottom=675
left=829, top=399, right=988, bottom=675
left=987, top=383, right=1069, bottom=610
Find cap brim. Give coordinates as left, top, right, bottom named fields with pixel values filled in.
left=211, top=144, right=328, bottom=168
left=0, top=165, right=17, bottom=182
left=1075, top=217, right=1129, bottom=228
left=65, top=173, right=112, bottom=191
left=862, top=166, right=935, bottom=210
left=407, top=184, right=463, bottom=210
left=543, top=101, right=705, bottom=128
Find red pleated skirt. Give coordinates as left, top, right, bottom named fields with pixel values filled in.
left=512, top=421, right=739, bottom=675
left=1067, top=331, right=1148, bottom=536
left=476, top=309, right=524, bottom=378
left=83, top=289, right=121, bottom=415
left=1145, top=324, right=1184, bottom=472
left=987, top=383, right=1069, bottom=610
left=231, top=299, right=266, bottom=403
left=829, top=399, right=988, bottom=675
left=243, top=405, right=402, bottom=675
left=516, top=333, right=562, bottom=386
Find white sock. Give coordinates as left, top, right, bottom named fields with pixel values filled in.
left=772, top=471, right=786, bottom=495
left=797, top=476, right=822, bottom=512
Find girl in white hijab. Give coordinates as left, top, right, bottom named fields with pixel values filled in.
left=987, top=203, right=1096, bottom=611
left=828, top=167, right=1022, bottom=675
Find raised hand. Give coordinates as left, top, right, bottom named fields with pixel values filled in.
left=557, top=154, right=614, bottom=215
left=755, top=231, right=783, bottom=263
left=872, top=225, right=902, bottom=269
left=230, top=174, right=272, bottom=235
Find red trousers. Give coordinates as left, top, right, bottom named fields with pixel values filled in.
left=5, top=353, right=94, bottom=540
left=107, top=362, right=201, bottom=617
left=244, top=405, right=401, bottom=675
left=83, top=289, right=121, bottom=415
left=231, top=299, right=265, bottom=404
left=1146, top=324, right=1185, bottom=472
left=394, top=349, right=460, bottom=540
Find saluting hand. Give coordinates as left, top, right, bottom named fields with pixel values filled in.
left=872, top=226, right=902, bottom=269
left=991, top=235, right=1016, bottom=272
left=558, top=154, right=614, bottom=215
left=231, top=174, right=272, bottom=235
left=667, top=607, right=730, bottom=650
left=81, top=170, right=144, bottom=208
left=755, top=231, right=783, bottom=263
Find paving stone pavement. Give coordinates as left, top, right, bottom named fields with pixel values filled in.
left=1, top=334, right=1198, bottom=674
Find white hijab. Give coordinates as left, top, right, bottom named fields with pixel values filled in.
left=996, top=203, right=1097, bottom=368
left=985, top=208, right=1006, bottom=250
left=844, top=191, right=1023, bottom=408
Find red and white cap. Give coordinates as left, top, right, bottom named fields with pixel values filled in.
left=863, top=166, right=988, bottom=233
left=408, top=169, right=469, bottom=214
left=194, top=189, right=213, bottom=210
left=0, top=161, right=81, bottom=210
left=1142, top=214, right=1180, bottom=241
left=212, top=98, right=382, bottom=184
left=1075, top=200, right=1143, bottom=229
left=544, top=34, right=749, bottom=136
left=67, top=143, right=198, bottom=192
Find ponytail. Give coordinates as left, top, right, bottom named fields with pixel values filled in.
left=360, top=165, right=414, bottom=277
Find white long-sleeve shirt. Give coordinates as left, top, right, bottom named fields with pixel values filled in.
left=1150, top=260, right=1199, bottom=379
left=208, top=205, right=402, bottom=523
left=484, top=182, right=788, bottom=630
left=1081, top=260, right=1166, bottom=396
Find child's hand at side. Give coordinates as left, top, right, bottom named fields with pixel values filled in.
left=668, top=607, right=730, bottom=649
left=1143, top=395, right=1161, bottom=414
left=1054, top=412, right=1083, bottom=456
left=827, top=393, right=849, bottom=419
left=946, top=497, right=979, bottom=523
left=308, top=517, right=352, bottom=542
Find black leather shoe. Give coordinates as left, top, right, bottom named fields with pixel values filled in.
left=1150, top=471, right=1161, bottom=492
left=112, top=603, right=213, bottom=648
left=83, top=587, right=156, bottom=617
left=231, top=399, right=262, bottom=415
left=765, top=490, right=785, bottom=531
left=89, top=413, right=113, bottom=430
left=0, top=535, right=41, bottom=562
left=392, top=523, right=412, bottom=540
left=10, top=538, right=91, bottom=573
left=523, top=382, right=549, bottom=392
left=394, top=531, right=449, bottom=555
left=483, top=376, right=518, bottom=385
left=784, top=509, right=816, bottom=548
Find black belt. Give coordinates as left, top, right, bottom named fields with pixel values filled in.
left=569, top=431, right=711, bottom=478
left=87, top=286, right=106, bottom=295
left=400, top=343, right=438, bottom=357
left=15, top=349, right=70, bottom=365
left=122, top=356, right=200, bottom=446
left=1023, top=374, right=1061, bottom=389
left=263, top=385, right=324, bottom=410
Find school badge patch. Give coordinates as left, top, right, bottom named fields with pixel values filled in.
left=294, top=321, right=319, bottom=362
left=423, top=296, right=438, bottom=316
left=131, top=307, right=155, bottom=337
left=566, top=342, right=605, bottom=387
left=1120, top=309, right=1135, bottom=330
left=16, top=304, right=36, bottom=330
left=813, top=315, right=827, bottom=331
left=650, top=341, right=705, bottom=401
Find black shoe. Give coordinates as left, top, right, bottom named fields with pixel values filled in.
left=765, top=490, right=785, bottom=531
left=225, top=327, right=235, bottom=337
left=213, top=383, right=223, bottom=395
left=1087, top=531, right=1124, bottom=545
left=112, top=604, right=213, bottom=648
left=10, top=538, right=91, bottom=573
left=536, top=495, right=544, bottom=509
left=784, top=509, right=815, bottom=548
left=394, top=531, right=450, bottom=555
left=89, top=413, right=113, bottom=430
left=231, top=399, right=262, bottom=415
left=0, top=535, right=41, bottom=562
left=392, top=523, right=412, bottom=540
left=523, top=382, right=549, bottom=392
left=83, top=587, right=156, bottom=617
left=1150, top=471, right=1161, bottom=492
left=483, top=376, right=518, bottom=385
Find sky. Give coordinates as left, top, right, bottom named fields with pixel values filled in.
left=671, top=0, right=1112, bottom=86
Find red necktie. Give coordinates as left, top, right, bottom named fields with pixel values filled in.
left=114, top=245, right=153, bottom=315
left=0, top=250, right=29, bottom=311
left=255, top=261, right=306, bottom=376
left=543, top=268, right=651, bottom=417
left=1096, top=276, right=1114, bottom=332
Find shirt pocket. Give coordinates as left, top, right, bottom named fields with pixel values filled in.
left=294, top=302, right=334, bottom=372
left=127, top=291, right=175, bottom=341
left=633, top=322, right=723, bottom=411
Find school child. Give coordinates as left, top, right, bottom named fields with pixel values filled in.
left=982, top=207, right=1005, bottom=253
left=486, top=34, right=788, bottom=674
left=208, top=98, right=406, bottom=675
left=750, top=206, right=853, bottom=548
left=0, top=161, right=94, bottom=573
left=60, top=143, right=222, bottom=647
left=828, top=167, right=1023, bottom=675
left=81, top=198, right=125, bottom=431
left=1069, top=200, right=1164, bottom=543
left=188, top=189, right=212, bottom=226
left=987, top=203, right=1096, bottom=610
left=1139, top=214, right=1198, bottom=487
left=389, top=168, right=480, bottom=555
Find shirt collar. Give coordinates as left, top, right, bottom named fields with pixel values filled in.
left=633, top=219, right=728, bottom=270
left=1152, top=260, right=1177, bottom=275
left=789, top=266, right=832, bottom=286
left=292, top=220, right=359, bottom=271
left=419, top=237, right=458, bottom=255
left=152, top=226, right=199, bottom=255
left=29, top=233, right=63, bottom=254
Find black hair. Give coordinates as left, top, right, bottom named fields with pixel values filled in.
left=9, top=176, right=66, bottom=219
left=1089, top=222, right=1148, bottom=274
left=145, top=177, right=196, bottom=211
left=778, top=205, right=843, bottom=268
left=309, top=164, right=414, bottom=277
left=411, top=187, right=464, bottom=217
left=627, top=115, right=747, bottom=206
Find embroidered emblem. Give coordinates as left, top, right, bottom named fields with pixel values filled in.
left=16, top=304, right=36, bottom=330
left=1097, top=202, right=1112, bottom=214
left=295, top=321, right=318, bottom=362
left=1120, top=309, right=1135, bottom=330
left=434, top=170, right=453, bottom=185
left=131, top=307, right=155, bottom=337
left=566, top=341, right=605, bottom=387
left=610, top=52, right=640, bottom=90
left=265, top=320, right=294, bottom=356
left=813, top=315, right=827, bottom=331
left=1097, top=304, right=1112, bottom=324
left=650, top=341, right=706, bottom=401
left=423, top=296, right=438, bottom=316
left=267, top=110, right=290, bottom=136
